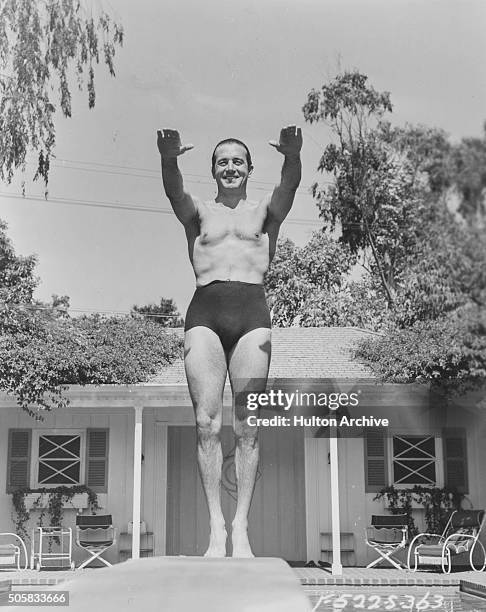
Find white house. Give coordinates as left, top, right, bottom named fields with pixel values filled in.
left=1, top=327, right=484, bottom=566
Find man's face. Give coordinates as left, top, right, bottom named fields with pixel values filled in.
left=212, top=143, right=252, bottom=191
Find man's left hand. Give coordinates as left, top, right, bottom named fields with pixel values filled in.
left=269, top=125, right=302, bottom=156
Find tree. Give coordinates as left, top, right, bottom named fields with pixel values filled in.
left=451, top=124, right=486, bottom=225
left=0, top=218, right=39, bottom=334
left=303, top=71, right=398, bottom=305
left=302, top=72, right=459, bottom=309
left=0, top=222, right=182, bottom=416
left=265, top=232, right=389, bottom=330
left=301, top=71, right=486, bottom=390
left=0, top=313, right=183, bottom=416
left=265, top=231, right=387, bottom=329
left=0, top=0, right=123, bottom=187
left=355, top=305, right=486, bottom=394
left=390, top=203, right=486, bottom=328
left=378, top=122, right=452, bottom=195
left=132, top=298, right=184, bottom=327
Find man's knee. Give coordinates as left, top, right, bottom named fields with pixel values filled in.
left=195, top=408, right=222, bottom=445
left=234, top=418, right=258, bottom=448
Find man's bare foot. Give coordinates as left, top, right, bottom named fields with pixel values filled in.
left=231, top=521, right=254, bottom=558
left=204, top=521, right=227, bottom=558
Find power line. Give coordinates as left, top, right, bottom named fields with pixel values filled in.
left=44, top=156, right=334, bottom=190
left=0, top=191, right=174, bottom=215
left=0, top=191, right=322, bottom=227
left=43, top=160, right=322, bottom=195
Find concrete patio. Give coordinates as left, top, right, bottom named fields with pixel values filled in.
left=2, top=564, right=486, bottom=590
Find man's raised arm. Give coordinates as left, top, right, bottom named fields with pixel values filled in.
left=157, top=129, right=198, bottom=226
left=267, top=125, right=303, bottom=223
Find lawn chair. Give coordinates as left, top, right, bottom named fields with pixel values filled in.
left=0, top=533, right=28, bottom=570
left=365, top=514, right=408, bottom=569
left=75, top=515, right=116, bottom=569
left=407, top=509, right=486, bottom=573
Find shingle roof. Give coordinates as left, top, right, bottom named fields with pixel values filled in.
left=147, top=327, right=377, bottom=385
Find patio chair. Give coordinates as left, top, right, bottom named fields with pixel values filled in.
left=407, top=509, right=486, bottom=573
left=0, top=533, right=28, bottom=570
left=365, top=514, right=408, bottom=569
left=75, top=515, right=116, bottom=569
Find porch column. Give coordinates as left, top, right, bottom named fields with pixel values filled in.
left=131, top=403, right=144, bottom=559
left=330, top=434, right=343, bottom=576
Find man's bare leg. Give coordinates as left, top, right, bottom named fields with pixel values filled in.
left=228, top=327, right=271, bottom=557
left=185, top=326, right=228, bottom=557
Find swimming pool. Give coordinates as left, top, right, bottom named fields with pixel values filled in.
left=303, top=586, right=486, bottom=612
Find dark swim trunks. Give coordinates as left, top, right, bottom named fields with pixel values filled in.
left=184, top=280, right=271, bottom=352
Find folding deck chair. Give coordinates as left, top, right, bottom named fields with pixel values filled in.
left=0, top=533, right=28, bottom=570
left=365, top=514, right=408, bottom=569
left=75, top=515, right=116, bottom=569
left=407, top=509, right=486, bottom=573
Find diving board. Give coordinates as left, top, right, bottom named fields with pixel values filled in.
left=59, top=557, right=312, bottom=612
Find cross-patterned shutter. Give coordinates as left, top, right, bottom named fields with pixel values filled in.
left=86, top=429, right=109, bottom=492
left=364, top=431, right=387, bottom=492
left=443, top=428, right=468, bottom=494
left=7, top=430, right=31, bottom=493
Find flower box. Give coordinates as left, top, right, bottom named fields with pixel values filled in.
left=24, top=492, right=89, bottom=511
left=384, top=498, right=425, bottom=510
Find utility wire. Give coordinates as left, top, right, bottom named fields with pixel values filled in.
left=0, top=191, right=322, bottom=227
left=36, top=156, right=334, bottom=189
left=39, top=160, right=327, bottom=195
left=1, top=191, right=366, bottom=228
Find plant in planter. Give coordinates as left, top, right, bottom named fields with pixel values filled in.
left=11, top=485, right=100, bottom=541
left=374, top=485, right=465, bottom=536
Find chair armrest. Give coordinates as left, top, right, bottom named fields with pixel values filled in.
left=0, top=533, right=28, bottom=570
left=444, top=533, right=475, bottom=543
left=407, top=532, right=443, bottom=570
left=410, top=533, right=443, bottom=545
left=443, top=532, right=476, bottom=554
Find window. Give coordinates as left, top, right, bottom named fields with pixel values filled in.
left=391, top=435, right=440, bottom=487
left=35, top=432, right=84, bottom=487
left=364, top=428, right=468, bottom=493
left=32, top=431, right=85, bottom=488
left=7, top=428, right=109, bottom=493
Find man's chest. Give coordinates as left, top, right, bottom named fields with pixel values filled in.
left=197, top=202, right=268, bottom=244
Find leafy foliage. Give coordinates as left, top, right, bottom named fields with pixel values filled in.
left=1, top=314, right=183, bottom=415
left=0, top=219, right=37, bottom=305
left=0, top=222, right=183, bottom=416
left=355, top=306, right=486, bottom=391
left=0, top=0, right=123, bottom=187
left=451, top=123, right=486, bottom=224
left=303, top=73, right=393, bottom=248
left=375, top=485, right=465, bottom=536
left=378, top=122, right=453, bottom=195
left=132, top=297, right=184, bottom=327
left=12, top=484, right=100, bottom=541
left=353, top=200, right=486, bottom=389
left=303, top=72, right=432, bottom=306
left=299, top=70, right=486, bottom=390
left=264, top=232, right=388, bottom=330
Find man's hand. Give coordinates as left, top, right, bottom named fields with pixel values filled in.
left=157, top=129, right=194, bottom=159
left=269, top=125, right=302, bottom=156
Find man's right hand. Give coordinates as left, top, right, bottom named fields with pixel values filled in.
left=157, top=129, right=194, bottom=159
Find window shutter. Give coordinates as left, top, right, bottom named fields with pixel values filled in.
left=86, top=429, right=109, bottom=492
left=7, top=430, right=31, bottom=493
left=443, top=428, right=468, bottom=494
left=364, top=431, right=387, bottom=493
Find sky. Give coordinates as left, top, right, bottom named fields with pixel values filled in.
left=1, top=0, right=485, bottom=315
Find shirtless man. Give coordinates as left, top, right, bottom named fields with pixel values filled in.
left=157, top=126, right=302, bottom=557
